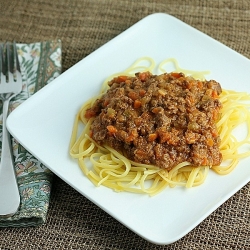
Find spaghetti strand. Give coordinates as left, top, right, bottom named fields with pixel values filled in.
left=69, top=58, right=250, bottom=195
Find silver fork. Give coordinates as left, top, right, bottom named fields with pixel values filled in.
left=0, top=42, right=22, bottom=217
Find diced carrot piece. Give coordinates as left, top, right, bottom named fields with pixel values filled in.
left=124, top=129, right=138, bottom=143
left=107, top=125, right=117, bottom=134
left=201, top=157, right=208, bottom=165
left=207, top=138, right=214, bottom=147
left=85, top=109, right=96, bottom=119
left=134, top=100, right=142, bottom=109
left=198, top=81, right=203, bottom=89
left=151, top=107, right=161, bottom=114
left=211, top=129, right=218, bottom=137
left=148, top=133, right=158, bottom=142
left=135, top=149, right=147, bottom=157
left=138, top=72, right=150, bottom=81
left=212, top=109, right=219, bottom=120
left=171, top=72, right=182, bottom=78
left=212, top=90, right=218, bottom=99
left=134, top=118, right=142, bottom=126
left=116, top=75, right=128, bottom=83
left=159, top=131, right=171, bottom=143
left=139, top=89, right=146, bottom=97
left=128, top=91, right=138, bottom=100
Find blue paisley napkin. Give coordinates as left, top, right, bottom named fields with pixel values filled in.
left=0, top=40, right=62, bottom=227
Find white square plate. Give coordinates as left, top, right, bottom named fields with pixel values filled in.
left=7, top=13, right=250, bottom=245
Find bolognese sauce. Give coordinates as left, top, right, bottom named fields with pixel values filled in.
left=85, top=71, right=223, bottom=170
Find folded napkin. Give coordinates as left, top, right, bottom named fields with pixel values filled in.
left=0, top=40, right=62, bottom=227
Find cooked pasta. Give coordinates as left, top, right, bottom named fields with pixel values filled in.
left=70, top=58, right=250, bottom=196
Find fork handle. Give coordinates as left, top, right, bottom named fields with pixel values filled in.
left=0, top=98, right=20, bottom=217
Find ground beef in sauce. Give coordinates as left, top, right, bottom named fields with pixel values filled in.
left=85, top=71, right=223, bottom=170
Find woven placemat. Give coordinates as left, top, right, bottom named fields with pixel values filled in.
left=0, top=0, right=250, bottom=249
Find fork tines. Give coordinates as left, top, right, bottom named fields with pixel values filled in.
left=0, top=42, right=21, bottom=84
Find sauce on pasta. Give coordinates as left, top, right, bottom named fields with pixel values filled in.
left=70, top=58, right=250, bottom=195
left=85, top=72, right=222, bottom=170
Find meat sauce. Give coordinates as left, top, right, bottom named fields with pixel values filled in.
left=85, top=72, right=223, bottom=170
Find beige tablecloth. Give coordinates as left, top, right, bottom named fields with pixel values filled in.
left=0, top=0, right=249, bottom=249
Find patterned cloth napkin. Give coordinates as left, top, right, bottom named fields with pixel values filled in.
left=0, top=40, right=62, bottom=227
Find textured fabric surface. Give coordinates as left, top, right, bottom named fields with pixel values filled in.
left=0, top=0, right=250, bottom=249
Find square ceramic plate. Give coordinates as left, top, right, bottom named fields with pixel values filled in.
left=7, top=13, right=250, bottom=245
